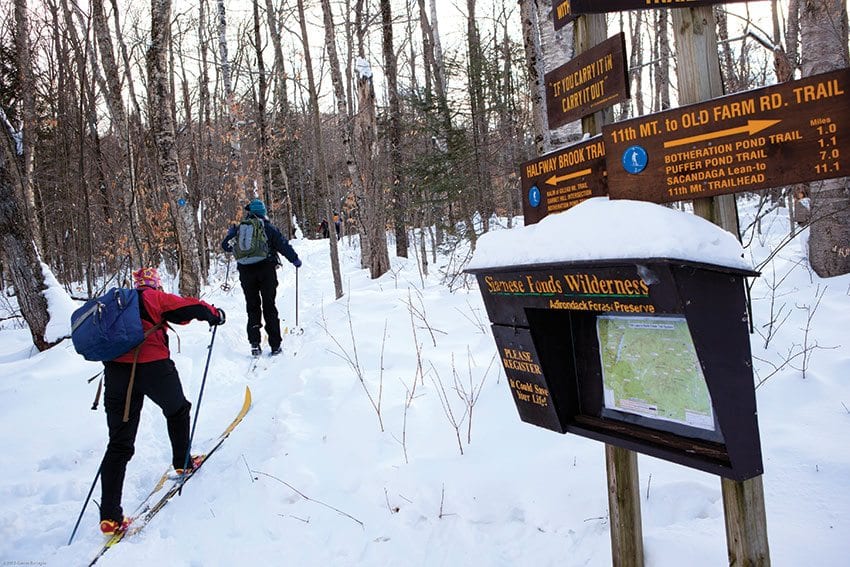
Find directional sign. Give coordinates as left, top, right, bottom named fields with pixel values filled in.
left=545, top=33, right=629, bottom=130
left=603, top=68, right=850, bottom=204
left=566, top=0, right=756, bottom=14
left=553, top=0, right=578, bottom=30
left=521, top=135, right=608, bottom=225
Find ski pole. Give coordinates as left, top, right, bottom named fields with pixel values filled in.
left=179, top=325, right=218, bottom=494
left=221, top=260, right=231, bottom=291
left=295, top=266, right=299, bottom=329
left=68, top=459, right=103, bottom=545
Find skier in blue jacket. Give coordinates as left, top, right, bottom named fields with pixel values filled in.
left=222, top=199, right=301, bottom=356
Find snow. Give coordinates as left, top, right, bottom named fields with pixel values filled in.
left=1, top=198, right=849, bottom=566
left=468, top=198, right=751, bottom=271
left=40, top=262, right=77, bottom=344
left=355, top=57, right=373, bottom=80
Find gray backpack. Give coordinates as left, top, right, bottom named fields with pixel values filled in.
left=233, top=217, right=269, bottom=264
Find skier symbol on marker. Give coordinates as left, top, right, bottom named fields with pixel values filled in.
left=622, top=145, right=648, bottom=175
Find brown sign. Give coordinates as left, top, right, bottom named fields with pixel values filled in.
left=567, top=0, right=754, bottom=13
left=603, top=68, right=850, bottom=204
left=545, top=33, right=629, bottom=130
left=521, top=135, right=608, bottom=225
left=491, top=326, right=564, bottom=432
left=553, top=0, right=578, bottom=30
left=467, top=259, right=764, bottom=480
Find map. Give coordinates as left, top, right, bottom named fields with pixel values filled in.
left=597, top=315, right=715, bottom=431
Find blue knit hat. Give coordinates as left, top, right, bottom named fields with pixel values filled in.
left=246, top=199, right=267, bottom=217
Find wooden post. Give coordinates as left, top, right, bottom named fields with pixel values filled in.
left=671, top=7, right=770, bottom=566
left=605, top=444, right=644, bottom=567
left=575, top=14, right=644, bottom=567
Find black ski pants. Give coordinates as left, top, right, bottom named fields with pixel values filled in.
left=99, top=359, right=190, bottom=522
left=237, top=261, right=281, bottom=349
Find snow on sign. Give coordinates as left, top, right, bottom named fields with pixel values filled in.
left=565, top=0, right=756, bottom=14
left=603, top=68, right=850, bottom=204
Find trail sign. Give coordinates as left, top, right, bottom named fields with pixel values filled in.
left=566, top=0, right=756, bottom=13
left=545, top=33, right=629, bottom=130
left=466, top=258, right=763, bottom=481
left=553, top=1, right=578, bottom=30
left=521, top=135, right=608, bottom=225
left=602, top=68, right=850, bottom=204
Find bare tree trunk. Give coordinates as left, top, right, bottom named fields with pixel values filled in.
left=354, top=61, right=390, bottom=279
left=465, top=0, right=493, bottom=232
left=1, top=116, right=54, bottom=350
left=519, top=0, right=549, bottom=154
left=198, top=0, right=212, bottom=128
left=92, top=0, right=126, bottom=133
left=321, top=0, right=389, bottom=278
left=380, top=0, right=408, bottom=257
left=253, top=0, right=269, bottom=204
left=416, top=0, right=434, bottom=105
left=217, top=0, right=243, bottom=192
left=264, top=0, right=289, bottom=117
left=109, top=0, right=142, bottom=121
left=655, top=10, right=671, bottom=111
left=13, top=0, right=42, bottom=251
left=785, top=0, right=801, bottom=76
left=297, top=0, right=343, bottom=299
left=628, top=12, right=644, bottom=116
left=148, top=0, right=202, bottom=295
left=800, top=0, right=850, bottom=277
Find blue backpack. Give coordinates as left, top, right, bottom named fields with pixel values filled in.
left=71, top=288, right=147, bottom=361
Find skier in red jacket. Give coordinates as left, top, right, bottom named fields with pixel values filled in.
left=98, top=267, right=225, bottom=535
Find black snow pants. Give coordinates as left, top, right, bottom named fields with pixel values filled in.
left=237, top=260, right=281, bottom=350
left=99, top=359, right=190, bottom=522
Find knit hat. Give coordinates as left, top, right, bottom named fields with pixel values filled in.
left=246, top=199, right=267, bottom=218
left=132, top=267, right=162, bottom=290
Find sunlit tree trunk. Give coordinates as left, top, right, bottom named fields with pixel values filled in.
left=519, top=0, right=548, bottom=154
left=148, top=0, right=202, bottom=295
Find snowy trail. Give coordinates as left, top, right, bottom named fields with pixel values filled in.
left=2, top=203, right=850, bottom=566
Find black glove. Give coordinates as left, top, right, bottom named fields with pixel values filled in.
left=293, top=258, right=302, bottom=268
left=211, top=308, right=226, bottom=326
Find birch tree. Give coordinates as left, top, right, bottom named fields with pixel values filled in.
left=147, top=0, right=203, bottom=295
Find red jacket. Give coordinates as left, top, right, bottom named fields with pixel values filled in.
left=112, top=287, right=220, bottom=363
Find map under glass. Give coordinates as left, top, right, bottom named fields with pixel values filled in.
left=597, top=315, right=715, bottom=431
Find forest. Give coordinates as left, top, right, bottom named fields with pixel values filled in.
left=1, top=0, right=848, bottom=350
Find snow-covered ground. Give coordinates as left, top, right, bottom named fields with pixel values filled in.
left=1, top=197, right=847, bottom=566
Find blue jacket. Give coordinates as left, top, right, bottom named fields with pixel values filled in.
left=221, top=215, right=300, bottom=267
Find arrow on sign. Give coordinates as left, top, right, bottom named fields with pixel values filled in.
left=663, top=119, right=782, bottom=149
left=546, top=168, right=593, bottom=186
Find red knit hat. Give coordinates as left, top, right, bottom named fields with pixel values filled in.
left=132, top=267, right=162, bottom=289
